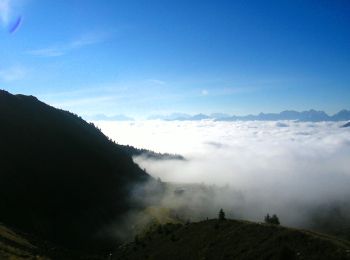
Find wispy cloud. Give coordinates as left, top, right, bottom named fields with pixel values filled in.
left=69, top=33, right=106, bottom=48
left=27, top=47, right=65, bottom=57
left=0, top=66, right=26, bottom=82
left=27, top=32, right=110, bottom=57
left=147, top=79, right=166, bottom=85
left=196, top=86, right=258, bottom=97
left=221, top=86, right=258, bottom=95
left=40, top=87, right=112, bottom=99
left=51, top=96, right=115, bottom=108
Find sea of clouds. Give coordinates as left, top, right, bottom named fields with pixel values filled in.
left=95, top=120, right=350, bottom=227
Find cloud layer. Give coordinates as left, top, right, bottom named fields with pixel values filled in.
left=96, top=120, right=350, bottom=227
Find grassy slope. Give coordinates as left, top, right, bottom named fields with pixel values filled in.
left=114, top=219, right=350, bottom=260
left=0, top=223, right=48, bottom=260
left=0, top=223, right=106, bottom=260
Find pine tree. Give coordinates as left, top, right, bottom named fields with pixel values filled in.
left=219, top=208, right=226, bottom=221
left=264, top=213, right=280, bottom=225
left=271, top=214, right=280, bottom=225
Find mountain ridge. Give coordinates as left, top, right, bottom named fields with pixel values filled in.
left=148, top=109, right=350, bottom=122
left=0, top=89, right=152, bottom=252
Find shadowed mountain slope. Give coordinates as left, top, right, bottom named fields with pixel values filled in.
left=0, top=90, right=150, bottom=252
left=0, top=222, right=105, bottom=259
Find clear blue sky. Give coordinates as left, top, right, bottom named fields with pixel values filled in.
left=1, top=0, right=349, bottom=118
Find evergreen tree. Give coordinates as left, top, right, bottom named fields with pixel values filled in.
left=271, top=214, right=280, bottom=225
left=264, top=213, right=280, bottom=225
left=219, top=208, right=226, bottom=221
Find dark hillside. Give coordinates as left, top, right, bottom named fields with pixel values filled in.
left=115, top=220, right=350, bottom=260
left=0, top=90, right=150, bottom=252
left=0, top=222, right=104, bottom=259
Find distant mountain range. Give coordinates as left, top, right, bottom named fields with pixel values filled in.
left=88, top=110, right=350, bottom=122
left=149, top=109, right=350, bottom=122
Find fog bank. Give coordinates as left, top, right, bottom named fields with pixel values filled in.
left=96, top=120, right=350, bottom=228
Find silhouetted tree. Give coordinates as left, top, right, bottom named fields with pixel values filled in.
left=219, top=209, right=226, bottom=221
left=264, top=214, right=270, bottom=223
left=264, top=213, right=280, bottom=225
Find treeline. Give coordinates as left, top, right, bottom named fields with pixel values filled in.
left=119, top=145, right=186, bottom=161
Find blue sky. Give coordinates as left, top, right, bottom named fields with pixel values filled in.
left=0, top=0, right=349, bottom=118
